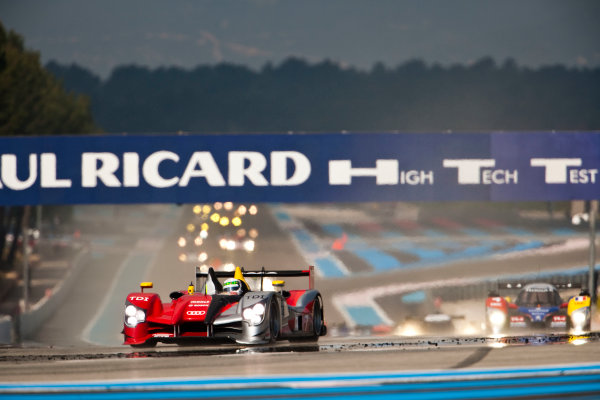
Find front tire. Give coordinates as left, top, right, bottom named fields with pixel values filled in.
left=268, top=300, right=281, bottom=343
left=130, top=339, right=157, bottom=348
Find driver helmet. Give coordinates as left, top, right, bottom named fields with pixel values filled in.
left=223, top=278, right=243, bottom=295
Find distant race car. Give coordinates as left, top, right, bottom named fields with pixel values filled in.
left=218, top=235, right=255, bottom=252
left=122, top=266, right=326, bottom=347
left=485, top=282, right=591, bottom=334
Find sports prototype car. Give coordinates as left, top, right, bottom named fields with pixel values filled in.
left=122, top=266, right=326, bottom=347
left=485, top=282, right=591, bottom=334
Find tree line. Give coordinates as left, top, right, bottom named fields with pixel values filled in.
left=46, top=57, right=600, bottom=134
left=2, top=21, right=600, bottom=268
left=0, top=22, right=96, bottom=269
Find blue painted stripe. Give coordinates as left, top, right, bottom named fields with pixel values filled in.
left=345, top=306, right=385, bottom=326
left=314, top=257, right=345, bottom=278
left=451, top=243, right=496, bottom=258
left=291, top=230, right=321, bottom=253
left=322, top=223, right=345, bottom=237
left=354, top=249, right=401, bottom=271
left=402, top=290, right=426, bottom=303
left=552, top=228, right=577, bottom=236
left=500, top=240, right=545, bottom=253
left=2, top=367, right=599, bottom=399
left=274, top=211, right=291, bottom=221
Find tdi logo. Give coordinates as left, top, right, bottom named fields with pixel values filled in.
left=443, top=159, right=517, bottom=185
left=129, top=296, right=149, bottom=302
left=530, top=158, right=598, bottom=184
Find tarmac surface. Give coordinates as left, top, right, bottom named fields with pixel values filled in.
left=1, top=334, right=600, bottom=382
left=0, top=202, right=598, bottom=390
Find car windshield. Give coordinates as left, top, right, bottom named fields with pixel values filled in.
left=515, top=289, right=562, bottom=307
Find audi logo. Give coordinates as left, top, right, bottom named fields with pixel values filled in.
left=186, top=310, right=206, bottom=316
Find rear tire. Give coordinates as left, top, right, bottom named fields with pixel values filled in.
left=290, top=296, right=324, bottom=342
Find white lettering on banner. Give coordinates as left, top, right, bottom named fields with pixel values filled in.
left=41, top=153, right=72, bottom=188
left=530, top=158, right=582, bottom=184
left=228, top=152, right=269, bottom=186
left=76, top=150, right=312, bottom=188
left=142, top=151, right=180, bottom=188
left=81, top=153, right=121, bottom=187
left=329, top=160, right=399, bottom=185
left=271, top=151, right=311, bottom=186
left=179, top=152, right=226, bottom=187
left=123, top=152, right=140, bottom=187
left=481, top=169, right=518, bottom=184
left=443, top=159, right=518, bottom=185
left=442, top=159, right=496, bottom=184
left=1, top=154, right=37, bottom=190
left=400, top=170, right=434, bottom=185
left=531, top=158, right=597, bottom=184
left=569, top=169, right=598, bottom=184
left=2, top=151, right=597, bottom=193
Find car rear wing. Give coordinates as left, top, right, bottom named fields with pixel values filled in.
left=488, top=281, right=584, bottom=297
left=495, top=281, right=582, bottom=290
left=196, top=266, right=315, bottom=292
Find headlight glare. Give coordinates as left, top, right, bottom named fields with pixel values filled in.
left=488, top=310, right=506, bottom=327
left=243, top=302, right=267, bottom=325
left=252, top=303, right=265, bottom=315
left=571, top=309, right=588, bottom=327
left=135, top=309, right=146, bottom=322
left=125, top=305, right=137, bottom=317
left=242, top=308, right=254, bottom=320
left=125, top=305, right=146, bottom=327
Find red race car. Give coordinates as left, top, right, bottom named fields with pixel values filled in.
left=123, top=266, right=326, bottom=346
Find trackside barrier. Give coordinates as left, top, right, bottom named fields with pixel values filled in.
left=0, top=315, right=11, bottom=343
left=19, top=247, right=90, bottom=339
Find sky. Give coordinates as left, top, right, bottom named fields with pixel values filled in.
left=1, top=0, right=599, bottom=79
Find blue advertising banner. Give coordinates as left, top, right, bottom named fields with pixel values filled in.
left=0, top=132, right=598, bottom=205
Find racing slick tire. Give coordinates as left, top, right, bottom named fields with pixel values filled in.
left=130, top=339, right=157, bottom=349
left=290, top=296, right=324, bottom=342
left=268, top=300, right=281, bottom=344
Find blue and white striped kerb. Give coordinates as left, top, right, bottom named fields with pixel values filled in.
left=1, top=363, right=599, bottom=399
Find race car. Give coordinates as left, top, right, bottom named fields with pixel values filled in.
left=218, top=235, right=255, bottom=252
left=122, top=266, right=326, bottom=347
left=485, top=281, right=591, bottom=334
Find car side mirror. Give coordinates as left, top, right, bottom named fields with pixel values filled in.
left=140, top=282, right=153, bottom=292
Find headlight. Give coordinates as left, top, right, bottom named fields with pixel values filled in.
left=570, top=309, right=589, bottom=328
left=488, top=310, right=506, bottom=327
left=125, top=305, right=137, bottom=317
left=243, top=303, right=266, bottom=325
left=124, top=305, right=146, bottom=327
left=243, top=240, right=255, bottom=252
